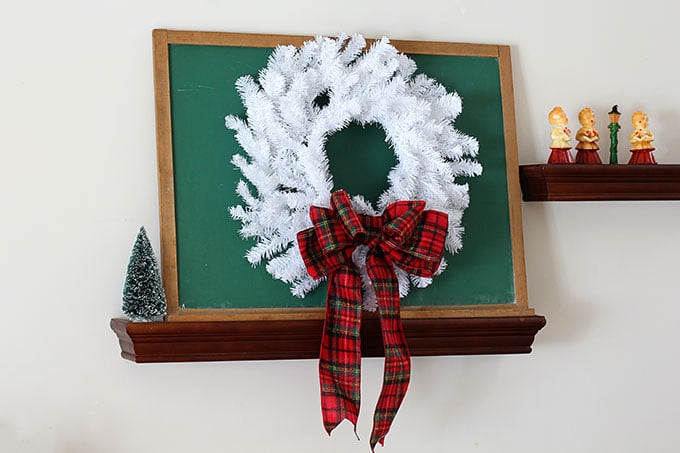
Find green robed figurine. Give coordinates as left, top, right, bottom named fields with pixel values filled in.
left=608, top=105, right=621, bottom=164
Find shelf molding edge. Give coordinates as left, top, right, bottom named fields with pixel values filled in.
left=111, top=315, right=546, bottom=363
left=519, top=163, right=680, bottom=201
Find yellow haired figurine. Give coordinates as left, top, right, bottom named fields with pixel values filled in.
left=548, top=106, right=574, bottom=164
left=574, top=107, right=602, bottom=164
left=628, top=111, right=657, bottom=164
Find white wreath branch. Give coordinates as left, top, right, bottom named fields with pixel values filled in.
left=225, top=34, right=482, bottom=310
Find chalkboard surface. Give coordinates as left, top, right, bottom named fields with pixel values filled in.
left=153, top=30, right=530, bottom=320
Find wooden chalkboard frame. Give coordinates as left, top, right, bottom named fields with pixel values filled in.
left=152, top=29, right=532, bottom=322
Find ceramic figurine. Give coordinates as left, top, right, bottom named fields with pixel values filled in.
left=548, top=106, right=574, bottom=164
left=574, top=107, right=602, bottom=164
left=607, top=105, right=621, bottom=164
left=628, top=111, right=657, bottom=164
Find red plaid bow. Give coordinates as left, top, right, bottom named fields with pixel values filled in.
left=297, top=190, right=448, bottom=450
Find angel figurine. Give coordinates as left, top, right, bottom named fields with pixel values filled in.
left=548, top=106, right=574, bottom=164
left=628, top=111, right=657, bottom=164
left=574, top=107, right=602, bottom=164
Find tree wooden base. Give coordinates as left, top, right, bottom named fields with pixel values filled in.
left=111, top=315, right=546, bottom=363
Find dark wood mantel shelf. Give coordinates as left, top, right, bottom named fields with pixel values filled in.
left=111, top=315, right=546, bottom=363
left=519, top=164, right=680, bottom=201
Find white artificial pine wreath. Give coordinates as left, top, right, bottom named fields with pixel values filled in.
left=225, top=34, right=482, bottom=310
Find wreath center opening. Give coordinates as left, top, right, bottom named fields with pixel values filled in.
left=325, top=122, right=397, bottom=207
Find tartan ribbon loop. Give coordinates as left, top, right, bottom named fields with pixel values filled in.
left=331, top=190, right=366, bottom=241
left=379, top=199, right=424, bottom=251
left=297, top=190, right=448, bottom=450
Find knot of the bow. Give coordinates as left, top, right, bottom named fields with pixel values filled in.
left=296, top=190, right=448, bottom=450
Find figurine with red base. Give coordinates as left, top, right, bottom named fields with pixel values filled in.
left=574, top=107, right=602, bottom=164
left=628, top=111, right=657, bottom=164
left=548, top=106, right=574, bottom=164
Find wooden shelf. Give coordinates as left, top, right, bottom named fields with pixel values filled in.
left=519, top=164, right=680, bottom=201
left=110, top=315, right=546, bottom=363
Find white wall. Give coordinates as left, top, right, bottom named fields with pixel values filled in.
left=2, top=1, right=680, bottom=452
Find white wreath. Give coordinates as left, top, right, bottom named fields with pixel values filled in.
left=225, top=34, right=482, bottom=310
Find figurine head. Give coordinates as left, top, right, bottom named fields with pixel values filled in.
left=632, top=111, right=648, bottom=129
left=578, top=108, right=595, bottom=127
left=549, top=107, right=568, bottom=126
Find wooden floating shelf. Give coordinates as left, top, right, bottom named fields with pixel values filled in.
left=519, top=164, right=680, bottom=201
left=111, top=315, right=546, bottom=363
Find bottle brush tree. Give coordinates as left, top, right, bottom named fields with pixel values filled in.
left=122, top=226, right=166, bottom=322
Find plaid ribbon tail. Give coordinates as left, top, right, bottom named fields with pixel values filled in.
left=319, top=264, right=363, bottom=435
left=366, top=251, right=410, bottom=451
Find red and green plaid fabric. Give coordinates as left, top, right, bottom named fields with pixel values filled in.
left=297, top=190, right=448, bottom=450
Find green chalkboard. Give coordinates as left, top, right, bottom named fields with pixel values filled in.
left=153, top=31, right=530, bottom=320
